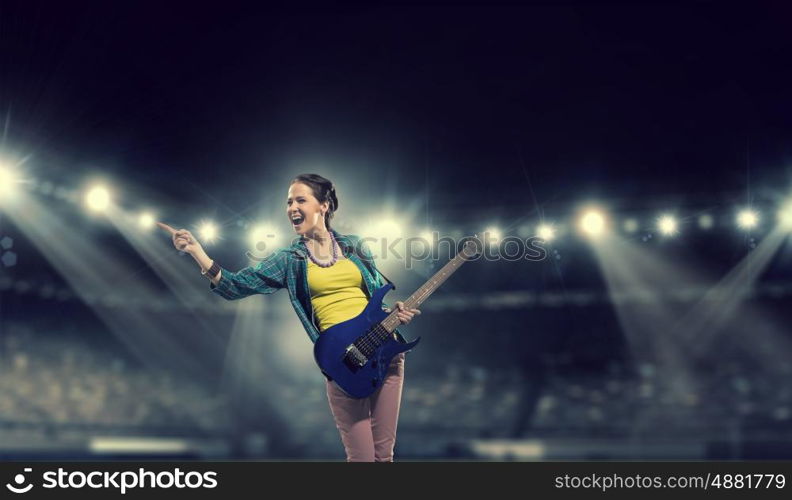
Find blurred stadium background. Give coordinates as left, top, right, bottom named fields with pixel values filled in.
left=1, top=2, right=792, bottom=460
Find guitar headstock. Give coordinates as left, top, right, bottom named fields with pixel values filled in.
left=460, top=235, right=483, bottom=260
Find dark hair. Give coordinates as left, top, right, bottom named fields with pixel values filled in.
left=291, top=173, right=339, bottom=230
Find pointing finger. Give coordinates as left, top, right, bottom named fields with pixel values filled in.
left=157, top=222, right=177, bottom=235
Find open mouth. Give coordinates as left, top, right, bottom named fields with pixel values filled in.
left=291, top=213, right=305, bottom=226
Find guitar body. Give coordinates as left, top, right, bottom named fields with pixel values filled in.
left=313, top=283, right=420, bottom=399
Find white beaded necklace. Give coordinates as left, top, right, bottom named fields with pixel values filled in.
left=304, top=231, right=338, bottom=268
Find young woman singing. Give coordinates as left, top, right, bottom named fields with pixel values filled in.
left=158, top=173, right=420, bottom=461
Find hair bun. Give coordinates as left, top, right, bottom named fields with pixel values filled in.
left=329, top=186, right=338, bottom=211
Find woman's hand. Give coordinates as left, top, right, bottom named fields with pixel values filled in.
left=386, top=301, right=421, bottom=325
left=157, top=222, right=220, bottom=283
left=157, top=222, right=203, bottom=255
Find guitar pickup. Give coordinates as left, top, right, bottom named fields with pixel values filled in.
left=342, top=344, right=368, bottom=372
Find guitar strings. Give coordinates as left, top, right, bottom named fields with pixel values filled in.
left=352, top=250, right=468, bottom=359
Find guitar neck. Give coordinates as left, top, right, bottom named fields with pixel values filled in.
left=380, top=251, right=470, bottom=333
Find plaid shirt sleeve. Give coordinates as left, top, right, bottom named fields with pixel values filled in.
left=210, top=250, right=289, bottom=300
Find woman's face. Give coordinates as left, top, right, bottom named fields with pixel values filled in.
left=287, top=182, right=329, bottom=236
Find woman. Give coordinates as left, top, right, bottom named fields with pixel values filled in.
left=157, top=173, right=421, bottom=462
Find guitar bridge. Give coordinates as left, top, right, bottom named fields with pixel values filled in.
left=342, top=344, right=368, bottom=372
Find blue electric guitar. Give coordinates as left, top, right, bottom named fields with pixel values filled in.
left=313, top=238, right=481, bottom=398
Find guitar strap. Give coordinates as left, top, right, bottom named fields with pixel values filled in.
left=352, top=246, right=396, bottom=291
left=350, top=241, right=409, bottom=345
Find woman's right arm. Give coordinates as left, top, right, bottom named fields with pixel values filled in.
left=158, top=222, right=223, bottom=286
left=158, top=222, right=287, bottom=298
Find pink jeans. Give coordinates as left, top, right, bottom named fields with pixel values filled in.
left=325, top=352, right=406, bottom=462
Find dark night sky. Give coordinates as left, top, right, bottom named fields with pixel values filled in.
left=2, top=1, right=791, bottom=214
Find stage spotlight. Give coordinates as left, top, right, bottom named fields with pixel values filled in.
left=0, top=166, right=16, bottom=193
left=623, top=218, right=639, bottom=233
left=657, top=214, right=678, bottom=236
left=778, top=201, right=792, bottom=230
left=419, top=230, right=434, bottom=245
left=198, top=221, right=219, bottom=243
left=537, top=224, right=555, bottom=241
left=249, top=224, right=280, bottom=249
left=484, top=226, right=502, bottom=244
left=359, top=217, right=407, bottom=259
left=363, top=217, right=405, bottom=241
left=84, top=185, right=112, bottom=213
left=378, top=219, right=404, bottom=238
left=579, top=210, right=607, bottom=238
left=0, top=164, right=24, bottom=203
left=736, top=209, right=760, bottom=230
left=138, top=212, right=156, bottom=230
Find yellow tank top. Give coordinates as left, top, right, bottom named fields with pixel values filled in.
left=307, top=258, right=369, bottom=332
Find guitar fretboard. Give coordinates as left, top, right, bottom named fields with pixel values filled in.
left=380, top=250, right=470, bottom=333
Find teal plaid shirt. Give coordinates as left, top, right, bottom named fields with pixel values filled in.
left=210, top=229, right=394, bottom=343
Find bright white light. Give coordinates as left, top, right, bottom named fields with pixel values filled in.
left=0, top=166, right=19, bottom=197
left=138, top=212, right=156, bottom=230
left=657, top=214, right=678, bottom=236
left=363, top=218, right=404, bottom=241
left=698, top=214, right=714, bottom=230
left=537, top=224, right=555, bottom=241
left=199, top=221, right=219, bottom=243
left=249, top=224, right=280, bottom=249
left=359, top=217, right=405, bottom=259
left=623, top=218, right=639, bottom=233
left=484, top=226, right=502, bottom=244
left=85, top=185, right=112, bottom=212
left=380, top=219, right=404, bottom=238
left=778, top=201, right=792, bottom=230
left=0, top=164, right=24, bottom=205
left=736, top=209, right=760, bottom=230
left=579, top=210, right=607, bottom=238
left=419, top=230, right=434, bottom=246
